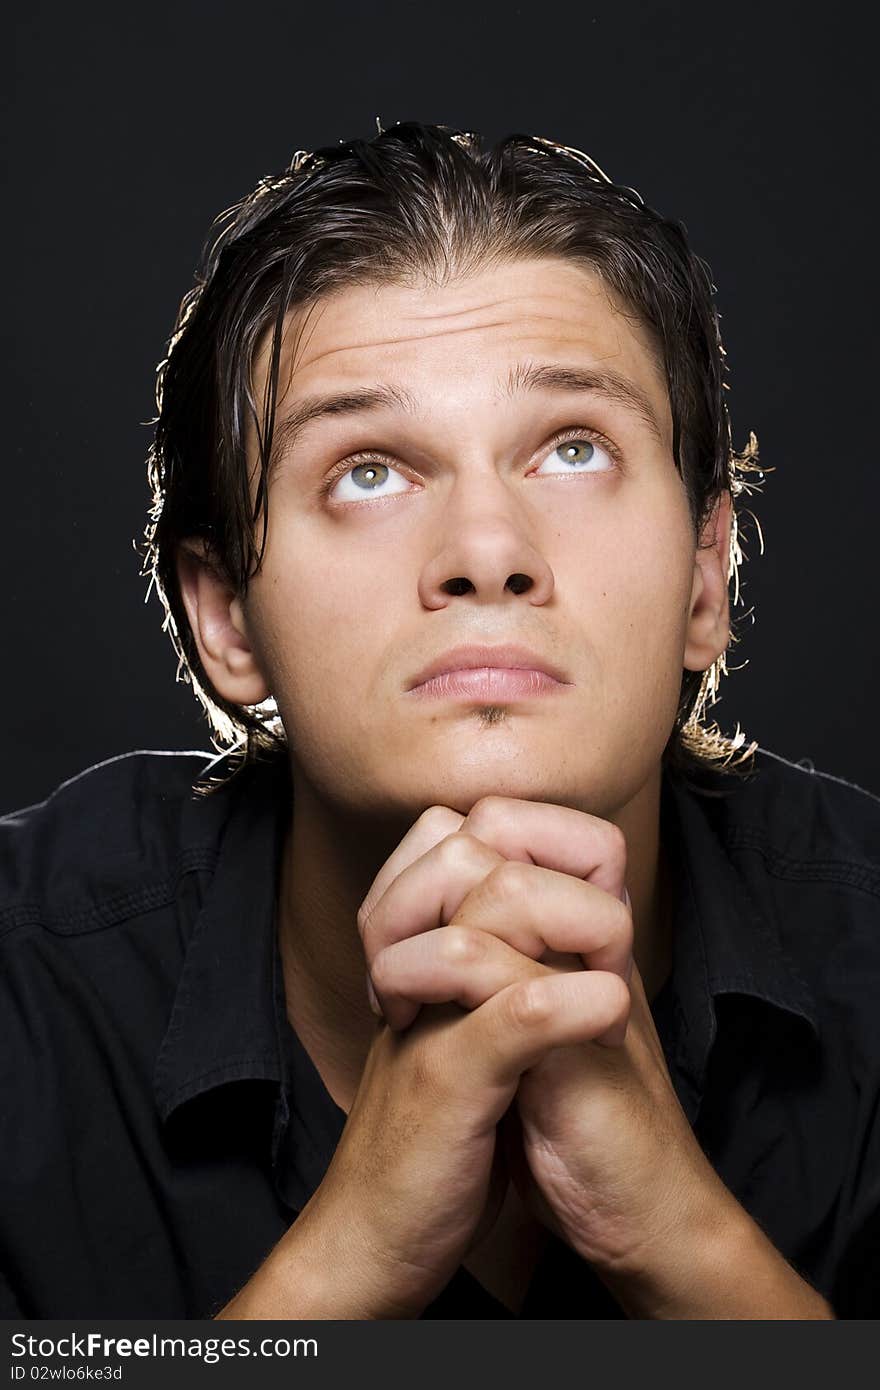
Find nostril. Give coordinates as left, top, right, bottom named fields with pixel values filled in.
left=442, top=577, right=474, bottom=596
left=506, top=573, right=533, bottom=595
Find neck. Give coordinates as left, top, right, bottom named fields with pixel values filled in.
left=277, top=777, right=410, bottom=1110
left=277, top=767, right=673, bottom=1113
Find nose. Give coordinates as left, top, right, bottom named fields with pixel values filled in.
left=417, top=478, right=555, bottom=610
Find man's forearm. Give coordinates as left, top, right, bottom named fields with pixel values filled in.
left=597, top=1194, right=836, bottom=1320
left=214, top=1199, right=425, bottom=1320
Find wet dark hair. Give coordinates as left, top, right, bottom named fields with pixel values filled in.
left=139, top=120, right=767, bottom=796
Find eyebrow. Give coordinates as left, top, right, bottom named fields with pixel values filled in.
left=502, top=362, right=664, bottom=443
left=266, top=361, right=664, bottom=477
left=266, top=383, right=417, bottom=480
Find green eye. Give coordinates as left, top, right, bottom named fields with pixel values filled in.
left=537, top=436, right=614, bottom=475
left=327, top=459, right=411, bottom=502
left=558, top=441, right=596, bottom=466
left=351, top=463, right=389, bottom=490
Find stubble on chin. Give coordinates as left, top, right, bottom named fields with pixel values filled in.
left=473, top=705, right=509, bottom=729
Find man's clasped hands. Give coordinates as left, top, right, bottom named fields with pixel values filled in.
left=299, top=795, right=743, bottom=1318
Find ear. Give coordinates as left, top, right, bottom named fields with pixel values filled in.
left=683, top=489, right=733, bottom=672
left=175, top=539, right=271, bottom=706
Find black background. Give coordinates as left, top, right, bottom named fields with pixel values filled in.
left=5, top=0, right=876, bottom=814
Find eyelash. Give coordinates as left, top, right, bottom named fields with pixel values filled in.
left=318, top=425, right=623, bottom=499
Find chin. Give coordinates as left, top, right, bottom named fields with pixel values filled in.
left=303, top=716, right=641, bottom=822
left=390, top=759, right=606, bottom=821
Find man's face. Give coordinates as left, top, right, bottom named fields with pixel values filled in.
left=229, top=257, right=719, bottom=823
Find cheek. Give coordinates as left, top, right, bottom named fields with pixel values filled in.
left=580, top=505, right=695, bottom=689
left=244, top=545, right=400, bottom=717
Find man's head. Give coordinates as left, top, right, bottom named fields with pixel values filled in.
left=142, top=121, right=764, bottom=818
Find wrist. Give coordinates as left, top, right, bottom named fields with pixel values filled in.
left=296, top=1196, right=430, bottom=1318
left=595, top=1186, right=834, bottom=1319
left=217, top=1194, right=423, bottom=1320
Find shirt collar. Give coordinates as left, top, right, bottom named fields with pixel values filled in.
left=152, top=754, right=292, bottom=1124
left=660, top=766, right=821, bottom=1123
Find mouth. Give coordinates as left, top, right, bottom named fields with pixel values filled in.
left=407, top=666, right=569, bottom=701
left=405, top=644, right=573, bottom=701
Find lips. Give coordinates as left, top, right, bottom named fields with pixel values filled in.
left=406, top=644, right=571, bottom=692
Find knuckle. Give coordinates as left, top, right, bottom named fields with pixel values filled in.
left=485, top=858, right=531, bottom=901
left=439, top=925, right=485, bottom=968
left=507, top=978, right=554, bottom=1032
left=369, top=946, right=396, bottom=997
left=438, top=829, right=489, bottom=873
left=466, top=795, right=512, bottom=835
left=418, top=804, right=463, bottom=837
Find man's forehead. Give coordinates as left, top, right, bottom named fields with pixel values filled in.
left=256, top=258, right=663, bottom=391
left=246, top=264, right=673, bottom=475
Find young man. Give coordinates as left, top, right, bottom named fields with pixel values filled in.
left=2, top=123, right=877, bottom=1319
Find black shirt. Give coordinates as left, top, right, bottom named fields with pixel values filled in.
left=1, top=746, right=879, bottom=1319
